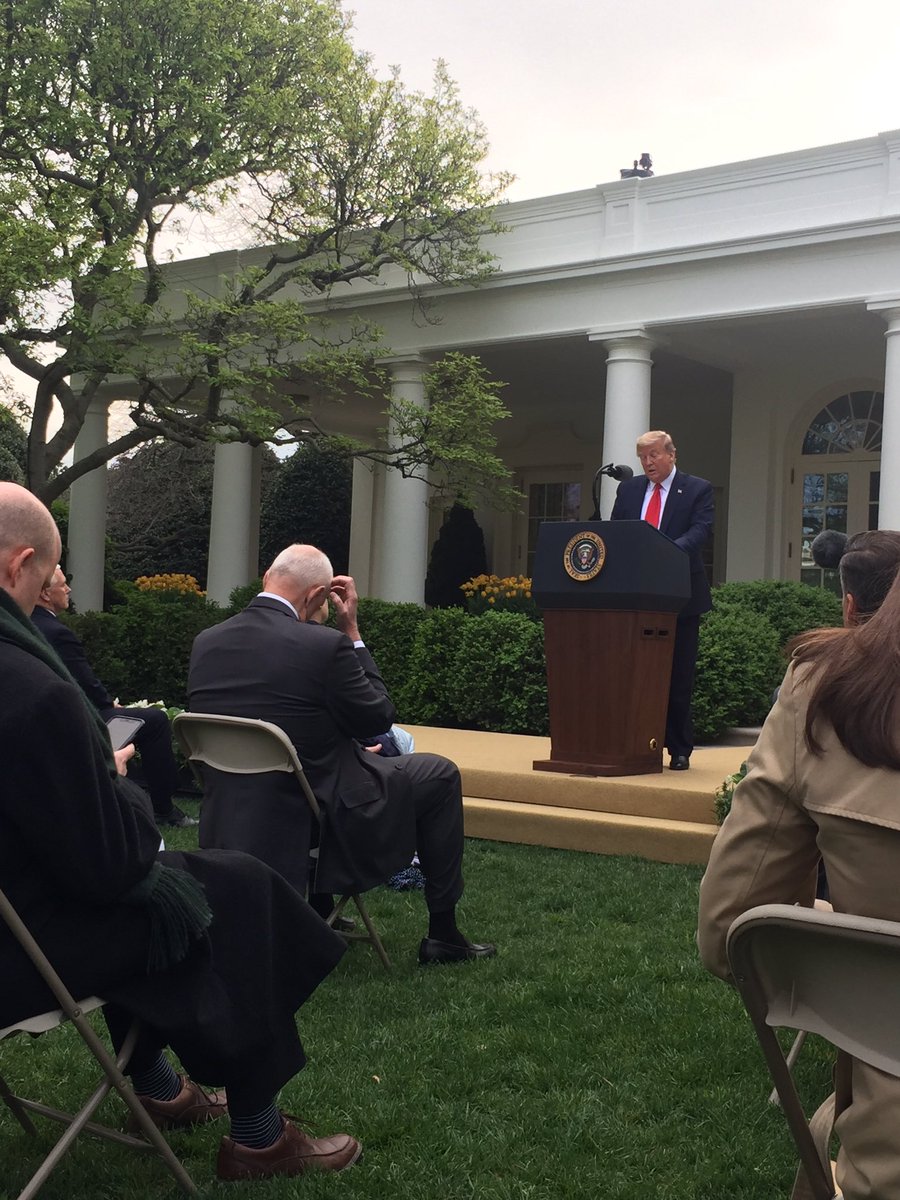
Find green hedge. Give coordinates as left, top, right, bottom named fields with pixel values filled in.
left=65, top=588, right=223, bottom=708
left=355, top=598, right=427, bottom=701
left=398, top=608, right=470, bottom=726
left=711, top=579, right=841, bottom=645
left=692, top=602, right=783, bottom=743
left=447, top=611, right=548, bottom=735
left=60, top=577, right=840, bottom=742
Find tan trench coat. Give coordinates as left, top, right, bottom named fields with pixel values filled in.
left=698, top=661, right=900, bottom=1200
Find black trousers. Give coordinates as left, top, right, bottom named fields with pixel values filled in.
left=310, top=753, right=465, bottom=914
left=665, top=614, right=701, bottom=759
left=396, top=752, right=465, bottom=913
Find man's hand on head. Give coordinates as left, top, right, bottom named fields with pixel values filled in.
left=330, top=575, right=361, bottom=642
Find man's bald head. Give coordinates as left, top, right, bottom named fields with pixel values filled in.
left=0, top=482, right=62, bottom=613
left=262, top=543, right=333, bottom=621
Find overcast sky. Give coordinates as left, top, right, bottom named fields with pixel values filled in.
left=347, top=0, right=900, bottom=200
left=9, top=0, right=900, bottom=420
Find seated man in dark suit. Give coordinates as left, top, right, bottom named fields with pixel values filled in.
left=188, top=543, right=495, bottom=966
left=31, top=567, right=195, bottom=827
left=0, top=481, right=359, bottom=1182
left=611, top=429, right=714, bottom=771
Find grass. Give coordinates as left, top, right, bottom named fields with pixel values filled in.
left=0, top=818, right=834, bottom=1200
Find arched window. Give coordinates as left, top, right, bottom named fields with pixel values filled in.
left=802, top=390, right=883, bottom=455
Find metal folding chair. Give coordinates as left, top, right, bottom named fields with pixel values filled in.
left=173, top=712, right=391, bottom=969
left=727, top=903, right=900, bottom=1200
left=0, top=886, right=196, bottom=1200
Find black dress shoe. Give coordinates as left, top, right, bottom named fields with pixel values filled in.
left=417, top=937, right=497, bottom=965
left=157, top=805, right=199, bottom=828
left=669, top=755, right=690, bottom=771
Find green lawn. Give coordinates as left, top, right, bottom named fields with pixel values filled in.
left=0, top=826, right=832, bottom=1200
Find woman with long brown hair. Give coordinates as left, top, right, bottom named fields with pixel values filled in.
left=699, top=531, right=900, bottom=1200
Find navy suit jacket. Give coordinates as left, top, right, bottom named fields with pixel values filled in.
left=610, top=468, right=714, bottom=617
left=30, top=605, right=115, bottom=716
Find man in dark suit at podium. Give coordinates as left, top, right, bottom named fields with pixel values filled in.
left=611, top=430, right=714, bottom=770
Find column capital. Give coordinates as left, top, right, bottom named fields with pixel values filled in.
left=587, top=326, right=656, bottom=361
left=867, top=298, right=900, bottom=332
left=378, top=353, right=432, bottom=376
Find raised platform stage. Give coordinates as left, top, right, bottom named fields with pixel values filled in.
left=407, top=726, right=754, bottom=866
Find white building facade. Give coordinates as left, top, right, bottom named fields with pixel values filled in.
left=68, top=130, right=900, bottom=608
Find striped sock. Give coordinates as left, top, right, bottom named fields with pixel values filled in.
left=131, top=1054, right=181, bottom=1102
left=229, top=1104, right=283, bottom=1149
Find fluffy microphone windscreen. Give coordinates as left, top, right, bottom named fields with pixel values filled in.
left=810, top=528, right=847, bottom=569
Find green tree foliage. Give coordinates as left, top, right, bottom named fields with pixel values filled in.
left=259, top=444, right=352, bottom=572
left=0, top=403, right=26, bottom=482
left=424, top=502, right=488, bottom=608
left=105, top=440, right=278, bottom=584
left=0, top=0, right=513, bottom=504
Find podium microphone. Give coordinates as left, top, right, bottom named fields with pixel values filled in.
left=590, top=463, right=634, bottom=519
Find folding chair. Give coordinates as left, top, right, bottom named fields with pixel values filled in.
left=173, top=712, right=391, bottom=969
left=727, top=903, right=900, bottom=1200
left=0, top=886, right=196, bottom=1200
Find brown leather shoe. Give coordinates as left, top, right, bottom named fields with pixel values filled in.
left=217, top=1115, right=362, bottom=1181
left=130, top=1075, right=228, bottom=1131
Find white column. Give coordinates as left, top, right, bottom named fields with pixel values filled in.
left=377, top=356, right=430, bottom=604
left=67, top=399, right=109, bottom=612
left=206, top=440, right=256, bottom=606
left=869, top=302, right=900, bottom=528
left=589, top=329, right=654, bottom=519
left=348, top=457, right=376, bottom=595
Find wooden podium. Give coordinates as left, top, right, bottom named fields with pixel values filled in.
left=532, top=521, right=691, bottom=777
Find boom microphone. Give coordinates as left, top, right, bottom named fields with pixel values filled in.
left=811, top=529, right=847, bottom=569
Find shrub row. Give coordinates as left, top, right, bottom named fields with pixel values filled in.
left=63, top=577, right=841, bottom=742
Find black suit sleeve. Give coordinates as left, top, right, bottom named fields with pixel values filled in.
left=610, top=483, right=628, bottom=521
left=324, top=637, right=397, bottom=740
left=34, top=614, right=114, bottom=712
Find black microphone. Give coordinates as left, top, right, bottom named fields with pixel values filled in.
left=590, top=463, right=635, bottom=518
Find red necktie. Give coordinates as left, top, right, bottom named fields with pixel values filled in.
left=644, top=482, right=662, bottom=529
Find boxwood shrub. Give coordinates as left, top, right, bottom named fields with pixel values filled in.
left=692, top=601, right=784, bottom=743
left=447, top=611, right=549, bottom=735
left=355, top=598, right=426, bottom=701
left=711, top=579, right=841, bottom=646
left=398, top=608, right=470, bottom=727
left=65, top=586, right=223, bottom=708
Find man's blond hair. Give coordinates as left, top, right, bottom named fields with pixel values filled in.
left=636, top=430, right=676, bottom=455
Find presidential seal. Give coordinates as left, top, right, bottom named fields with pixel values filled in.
left=563, top=530, right=606, bottom=581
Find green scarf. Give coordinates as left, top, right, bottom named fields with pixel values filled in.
left=0, top=587, right=212, bottom=972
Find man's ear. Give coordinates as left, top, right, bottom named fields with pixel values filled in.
left=306, top=584, right=328, bottom=614
left=7, top=545, right=35, bottom=588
